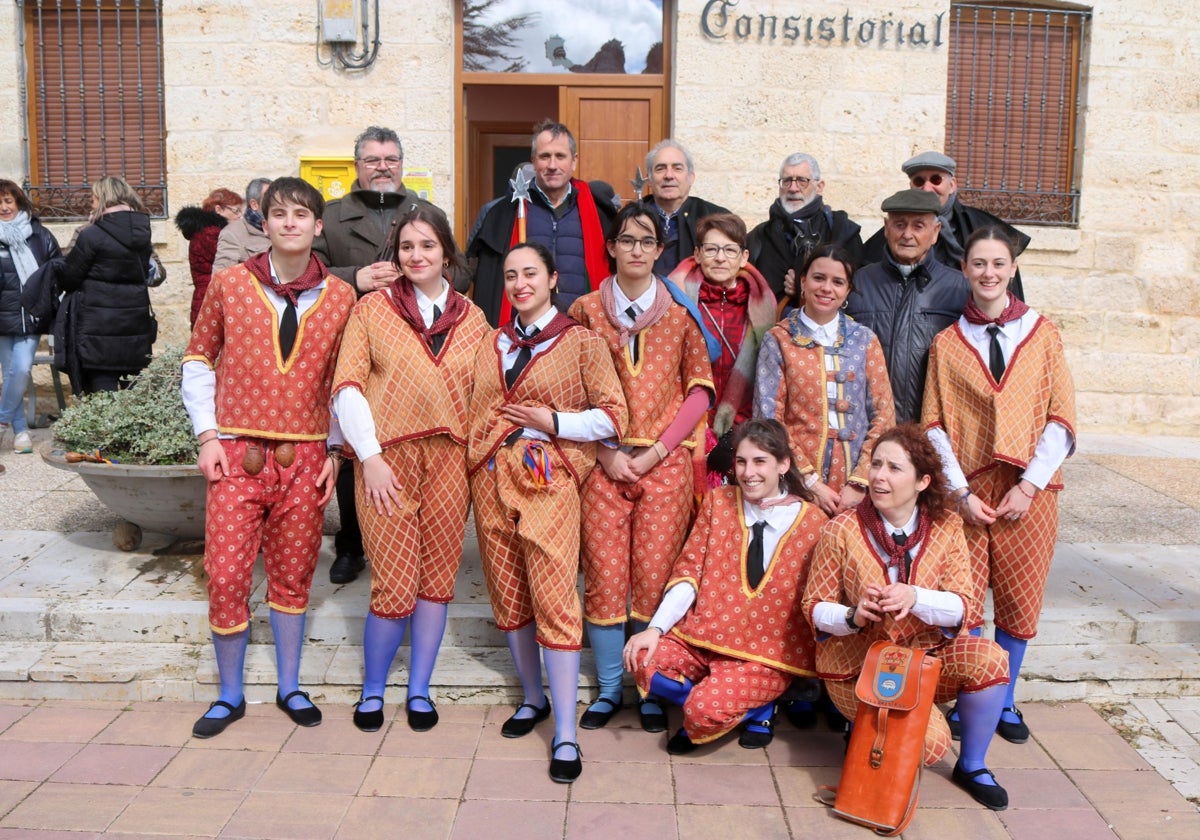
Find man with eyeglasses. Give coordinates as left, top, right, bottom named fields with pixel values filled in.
left=469, top=118, right=617, bottom=327
left=747, top=153, right=863, bottom=302
left=638, top=139, right=728, bottom=276
left=313, top=125, right=456, bottom=586
left=863, top=151, right=1030, bottom=298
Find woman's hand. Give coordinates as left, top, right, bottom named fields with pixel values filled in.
left=993, top=481, right=1035, bottom=521
left=597, top=446, right=640, bottom=484
left=197, top=438, right=228, bottom=482
left=959, top=492, right=998, bottom=527
left=878, top=582, right=918, bottom=621
left=623, top=628, right=661, bottom=672
left=628, top=446, right=662, bottom=480
left=500, top=404, right=555, bottom=434
left=782, top=268, right=797, bottom=299
left=852, top=584, right=886, bottom=627
left=836, top=484, right=866, bottom=513
left=361, top=454, right=403, bottom=516
left=811, top=480, right=841, bottom=516
left=315, top=456, right=338, bottom=506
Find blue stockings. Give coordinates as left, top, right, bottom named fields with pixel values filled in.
left=359, top=611, right=410, bottom=714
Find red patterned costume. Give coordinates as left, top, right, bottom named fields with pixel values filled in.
left=568, top=288, right=714, bottom=624
left=185, top=264, right=355, bottom=632
left=803, top=511, right=1010, bottom=763
left=633, top=487, right=825, bottom=742
left=922, top=317, right=1076, bottom=639
left=331, top=289, right=489, bottom=619
left=468, top=322, right=628, bottom=649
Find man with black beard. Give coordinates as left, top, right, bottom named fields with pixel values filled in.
left=747, top=153, right=863, bottom=303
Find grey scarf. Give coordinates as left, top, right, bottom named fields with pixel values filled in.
left=0, top=211, right=39, bottom=286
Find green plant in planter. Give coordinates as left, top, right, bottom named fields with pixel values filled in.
left=52, top=345, right=198, bottom=465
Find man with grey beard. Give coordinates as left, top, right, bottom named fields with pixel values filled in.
left=747, top=152, right=863, bottom=303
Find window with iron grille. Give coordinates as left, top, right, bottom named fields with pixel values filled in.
left=945, top=2, right=1090, bottom=226
left=18, top=0, right=166, bottom=220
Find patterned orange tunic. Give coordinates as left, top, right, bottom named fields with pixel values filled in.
left=184, top=265, right=356, bottom=439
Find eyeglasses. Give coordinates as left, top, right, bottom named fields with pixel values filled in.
left=358, top=156, right=402, bottom=168
left=778, top=176, right=813, bottom=188
left=910, top=173, right=947, bottom=188
left=612, top=235, right=659, bottom=252
left=699, top=243, right=743, bottom=260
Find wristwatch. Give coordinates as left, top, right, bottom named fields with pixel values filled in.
left=845, top=605, right=859, bottom=631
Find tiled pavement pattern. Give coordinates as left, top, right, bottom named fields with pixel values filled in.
left=0, top=429, right=1198, bottom=837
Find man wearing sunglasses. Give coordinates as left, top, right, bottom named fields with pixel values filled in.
left=863, top=151, right=1030, bottom=299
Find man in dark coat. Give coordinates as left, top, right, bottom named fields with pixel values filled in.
left=468, top=119, right=617, bottom=326
left=638, top=139, right=728, bottom=276
left=846, top=189, right=969, bottom=425
left=747, top=153, right=863, bottom=303
left=862, top=151, right=1031, bottom=299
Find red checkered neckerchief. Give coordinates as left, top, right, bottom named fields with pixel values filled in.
left=244, top=251, right=326, bottom=306
left=386, top=275, right=467, bottom=342
left=962, top=291, right=1029, bottom=326
left=857, top=502, right=931, bottom=584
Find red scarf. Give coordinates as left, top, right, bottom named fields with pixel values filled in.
left=962, top=291, right=1029, bottom=326
left=500, top=311, right=579, bottom=352
left=386, top=276, right=468, bottom=344
left=244, top=250, right=327, bottom=305
left=856, top=502, right=931, bottom=585
left=500, top=179, right=609, bottom=325
left=697, top=276, right=750, bottom=307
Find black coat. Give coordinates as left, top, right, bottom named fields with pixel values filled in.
left=845, top=251, right=969, bottom=425
left=747, top=198, right=864, bottom=302
left=639, top=194, right=730, bottom=276
left=57, top=210, right=155, bottom=376
left=0, top=218, right=61, bottom=335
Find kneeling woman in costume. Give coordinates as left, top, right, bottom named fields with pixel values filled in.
left=468, top=242, right=627, bottom=783
left=332, top=208, right=490, bottom=733
left=622, top=418, right=826, bottom=753
left=802, top=425, right=1011, bottom=810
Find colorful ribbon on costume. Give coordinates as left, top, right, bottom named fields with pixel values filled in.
left=522, top=441, right=552, bottom=487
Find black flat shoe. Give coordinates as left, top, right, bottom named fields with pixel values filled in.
left=353, top=695, right=385, bottom=732
left=579, top=696, right=622, bottom=730
left=945, top=704, right=962, bottom=741
left=639, top=697, right=668, bottom=733
left=952, top=762, right=1008, bottom=811
left=996, top=706, right=1029, bottom=744
left=549, top=740, right=582, bottom=783
left=783, top=700, right=817, bottom=730
left=739, top=714, right=776, bottom=749
left=406, top=695, right=439, bottom=732
left=501, top=696, right=551, bottom=738
left=666, top=728, right=697, bottom=755
left=329, top=552, right=365, bottom=584
left=277, top=690, right=322, bottom=727
left=192, top=698, right=246, bottom=739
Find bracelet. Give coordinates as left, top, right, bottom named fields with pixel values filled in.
left=845, top=605, right=860, bottom=632
left=653, top=441, right=669, bottom=462
left=198, top=434, right=219, bottom=446
left=649, top=625, right=665, bottom=637
left=327, top=445, right=344, bottom=464
left=956, top=488, right=972, bottom=506
left=1016, top=482, right=1036, bottom=499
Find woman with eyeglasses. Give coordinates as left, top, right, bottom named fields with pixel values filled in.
left=922, top=226, right=1075, bottom=748
left=668, top=213, right=776, bottom=485
left=175, top=188, right=243, bottom=327
left=567, top=202, right=715, bottom=734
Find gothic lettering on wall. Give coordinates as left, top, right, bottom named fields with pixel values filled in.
left=700, top=0, right=945, bottom=48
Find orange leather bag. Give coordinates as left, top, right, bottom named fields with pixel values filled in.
left=817, top=641, right=942, bottom=836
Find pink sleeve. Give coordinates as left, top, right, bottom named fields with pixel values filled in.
left=659, top=387, right=711, bottom=451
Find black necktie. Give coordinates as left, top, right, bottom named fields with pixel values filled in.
left=625, top=305, right=640, bottom=364
left=429, top=305, right=444, bottom=354
left=986, top=325, right=1006, bottom=382
left=893, top=531, right=912, bottom=582
left=279, top=299, right=298, bottom=361
left=746, top=521, right=767, bottom=589
left=505, top=326, right=539, bottom=389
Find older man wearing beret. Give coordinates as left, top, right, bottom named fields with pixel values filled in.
left=863, top=151, right=1030, bottom=299
left=846, top=189, right=969, bottom=424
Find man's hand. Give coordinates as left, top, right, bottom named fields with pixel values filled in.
left=197, top=439, right=228, bottom=482
left=597, top=447, right=640, bottom=484
left=360, top=454, right=404, bottom=516
left=623, top=628, right=662, bottom=673
left=355, top=261, right=400, bottom=293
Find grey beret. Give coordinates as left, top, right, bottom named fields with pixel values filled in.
left=901, top=151, right=957, bottom=176
left=880, top=189, right=942, bottom=215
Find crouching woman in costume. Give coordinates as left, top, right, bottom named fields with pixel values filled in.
left=468, top=242, right=628, bottom=782
left=801, top=425, right=1012, bottom=810
left=622, top=418, right=825, bottom=753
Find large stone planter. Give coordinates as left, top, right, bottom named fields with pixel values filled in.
left=41, top=445, right=206, bottom=547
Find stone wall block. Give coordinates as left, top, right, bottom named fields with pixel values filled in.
left=1074, top=390, right=1133, bottom=430
left=1103, top=312, right=1170, bottom=353
left=1071, top=351, right=1192, bottom=395
left=1169, top=318, right=1200, bottom=355
left=1080, top=272, right=1148, bottom=312
left=1054, top=312, right=1104, bottom=351
left=1131, top=395, right=1200, bottom=432
left=1146, top=274, right=1200, bottom=316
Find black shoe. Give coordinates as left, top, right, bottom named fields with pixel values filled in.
left=783, top=700, right=818, bottom=730
left=666, top=728, right=697, bottom=755
left=739, top=714, right=776, bottom=749
left=549, top=740, right=583, bottom=783
left=406, top=695, right=439, bottom=732
left=952, top=762, right=1009, bottom=811
left=996, top=706, right=1029, bottom=744
left=639, top=697, right=668, bottom=733
left=329, top=552, right=365, bottom=584
left=276, top=690, right=322, bottom=727
left=501, top=696, right=551, bottom=738
left=192, top=698, right=246, bottom=739
left=946, top=704, right=962, bottom=741
left=579, top=696, right=622, bottom=730
left=353, top=695, right=385, bottom=732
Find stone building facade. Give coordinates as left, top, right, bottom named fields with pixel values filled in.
left=0, top=1, right=1194, bottom=434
